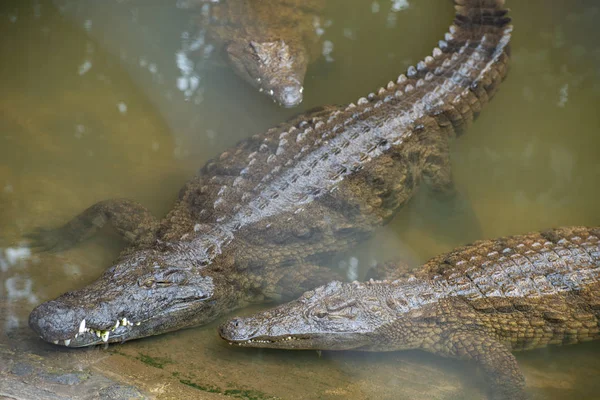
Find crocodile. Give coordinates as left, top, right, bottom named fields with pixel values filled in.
left=191, top=0, right=324, bottom=107
left=219, top=226, right=600, bottom=400
left=28, top=0, right=512, bottom=347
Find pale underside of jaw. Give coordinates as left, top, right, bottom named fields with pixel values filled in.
left=49, top=317, right=142, bottom=347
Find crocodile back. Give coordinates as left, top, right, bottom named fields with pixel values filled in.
left=414, top=227, right=600, bottom=350
left=157, top=1, right=513, bottom=291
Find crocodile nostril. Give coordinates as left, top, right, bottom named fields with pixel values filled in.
left=219, top=318, right=245, bottom=339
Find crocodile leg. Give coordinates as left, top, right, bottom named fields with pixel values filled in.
left=431, top=328, right=527, bottom=400
left=419, top=140, right=482, bottom=242
left=264, top=264, right=345, bottom=301
left=422, top=133, right=455, bottom=196
left=27, top=199, right=159, bottom=251
left=365, top=259, right=414, bottom=281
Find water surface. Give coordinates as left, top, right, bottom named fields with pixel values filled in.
left=1, top=0, right=600, bottom=399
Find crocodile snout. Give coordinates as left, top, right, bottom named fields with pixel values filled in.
left=219, top=317, right=258, bottom=341
left=29, top=299, right=85, bottom=344
left=277, top=85, right=303, bottom=108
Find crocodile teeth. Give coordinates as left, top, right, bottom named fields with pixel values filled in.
left=101, top=331, right=110, bottom=342
left=64, top=339, right=71, bottom=347
left=78, top=319, right=86, bottom=334
left=114, top=320, right=120, bottom=329
left=122, top=318, right=127, bottom=326
left=53, top=340, right=59, bottom=345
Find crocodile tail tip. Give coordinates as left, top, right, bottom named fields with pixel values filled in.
left=453, top=0, right=511, bottom=28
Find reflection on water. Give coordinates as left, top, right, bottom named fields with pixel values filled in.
left=1, top=0, right=600, bottom=399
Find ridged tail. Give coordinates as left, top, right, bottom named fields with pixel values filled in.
left=358, top=0, right=512, bottom=138
left=446, top=0, right=512, bottom=132
left=453, top=0, right=511, bottom=48
left=454, top=0, right=511, bottom=27
left=423, top=0, right=513, bottom=134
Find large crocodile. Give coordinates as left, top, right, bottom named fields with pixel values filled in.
left=220, top=226, right=600, bottom=400
left=191, top=0, right=324, bottom=107
left=28, top=0, right=512, bottom=347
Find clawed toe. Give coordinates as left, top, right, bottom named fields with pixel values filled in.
left=25, top=227, right=72, bottom=252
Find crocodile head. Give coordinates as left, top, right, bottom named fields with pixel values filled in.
left=219, top=280, right=405, bottom=351
left=226, top=39, right=306, bottom=107
left=29, top=249, right=236, bottom=347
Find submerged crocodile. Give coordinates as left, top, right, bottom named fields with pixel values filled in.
left=220, top=226, right=600, bottom=400
left=28, top=0, right=512, bottom=347
left=192, top=0, right=324, bottom=107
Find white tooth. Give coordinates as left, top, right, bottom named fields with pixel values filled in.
left=135, top=322, right=141, bottom=326
left=78, top=319, right=86, bottom=334
left=114, top=320, right=120, bottom=329
left=75, top=333, right=79, bottom=339
left=101, top=331, right=110, bottom=342
left=53, top=340, right=59, bottom=345
left=64, top=339, right=71, bottom=346
left=122, top=318, right=127, bottom=326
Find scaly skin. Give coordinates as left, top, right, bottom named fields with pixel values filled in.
left=220, top=226, right=600, bottom=400
left=28, top=0, right=512, bottom=347
left=193, top=0, right=324, bottom=107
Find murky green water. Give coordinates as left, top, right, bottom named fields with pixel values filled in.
left=1, top=0, right=600, bottom=399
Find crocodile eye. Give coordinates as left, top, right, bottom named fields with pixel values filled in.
left=326, top=298, right=356, bottom=312
left=160, top=269, right=189, bottom=285
left=140, top=278, right=155, bottom=288
left=314, top=310, right=328, bottom=319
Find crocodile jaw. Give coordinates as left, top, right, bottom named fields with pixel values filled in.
left=28, top=253, right=218, bottom=347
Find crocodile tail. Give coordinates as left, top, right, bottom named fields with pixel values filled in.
left=417, top=0, right=513, bottom=134
left=339, top=0, right=513, bottom=136
left=451, top=0, right=512, bottom=47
